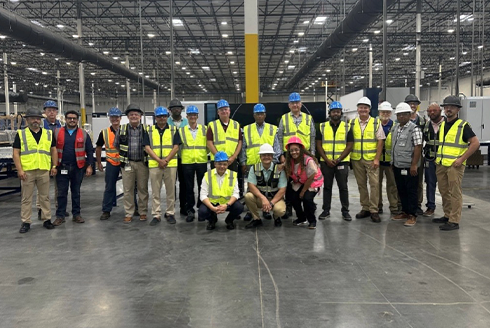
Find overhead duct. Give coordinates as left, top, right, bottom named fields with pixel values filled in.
left=0, top=7, right=160, bottom=90
left=285, top=0, right=397, bottom=89
left=476, top=77, right=490, bottom=87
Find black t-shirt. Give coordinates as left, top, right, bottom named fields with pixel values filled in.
left=441, top=119, right=476, bottom=143
left=96, top=126, right=117, bottom=147
left=13, top=128, right=56, bottom=149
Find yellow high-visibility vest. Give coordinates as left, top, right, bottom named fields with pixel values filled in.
left=319, top=121, right=350, bottom=162
left=436, top=119, right=469, bottom=167
left=243, top=123, right=277, bottom=165
left=147, top=125, right=177, bottom=168
left=350, top=117, right=378, bottom=161
left=209, top=119, right=240, bottom=160
left=180, top=124, right=208, bottom=164
left=19, top=128, right=52, bottom=171
left=281, top=112, right=311, bottom=151
left=204, top=169, right=237, bottom=205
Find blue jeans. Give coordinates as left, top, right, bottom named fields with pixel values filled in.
left=424, top=160, right=437, bottom=210
left=198, top=202, right=244, bottom=221
left=102, top=162, right=121, bottom=213
left=56, top=164, right=85, bottom=217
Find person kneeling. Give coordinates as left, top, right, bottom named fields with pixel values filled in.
left=198, top=151, right=244, bottom=230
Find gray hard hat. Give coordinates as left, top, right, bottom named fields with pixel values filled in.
left=168, top=98, right=184, bottom=109
left=404, top=94, right=421, bottom=104
left=441, top=95, right=462, bottom=108
left=125, top=103, right=143, bottom=115
left=24, top=108, right=44, bottom=118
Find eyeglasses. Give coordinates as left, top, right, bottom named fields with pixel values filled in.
left=66, top=117, right=78, bottom=120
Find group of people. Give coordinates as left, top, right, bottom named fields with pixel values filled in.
left=13, top=92, right=479, bottom=234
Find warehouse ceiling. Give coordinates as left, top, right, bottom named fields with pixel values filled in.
left=0, top=0, right=488, bottom=100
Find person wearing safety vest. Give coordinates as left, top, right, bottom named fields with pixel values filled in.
left=422, top=102, right=444, bottom=217
left=433, top=96, right=480, bottom=231
left=350, top=97, right=386, bottom=223
left=244, top=144, right=287, bottom=229
left=198, top=151, right=244, bottom=231
left=36, top=100, right=62, bottom=220
left=239, top=103, right=278, bottom=221
left=405, top=94, right=426, bottom=215
left=284, top=136, right=323, bottom=229
left=273, top=92, right=315, bottom=219
left=95, top=107, right=122, bottom=220
left=13, top=108, right=58, bottom=233
left=390, top=103, right=424, bottom=227
left=179, top=105, right=208, bottom=222
left=316, top=101, right=353, bottom=221
left=114, top=104, right=164, bottom=224
left=147, top=107, right=181, bottom=226
left=167, top=98, right=189, bottom=216
left=52, top=110, right=94, bottom=226
left=377, top=101, right=400, bottom=217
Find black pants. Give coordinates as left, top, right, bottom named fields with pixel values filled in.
left=176, top=159, right=187, bottom=211
left=211, top=160, right=244, bottom=198
left=393, top=166, right=419, bottom=216
left=320, top=162, right=349, bottom=213
left=286, top=184, right=318, bottom=224
left=182, top=163, right=207, bottom=214
left=198, top=202, right=244, bottom=221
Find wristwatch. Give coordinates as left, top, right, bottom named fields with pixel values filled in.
left=52, top=165, right=57, bottom=169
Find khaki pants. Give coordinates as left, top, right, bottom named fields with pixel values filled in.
left=121, top=161, right=149, bottom=217
left=352, top=159, right=380, bottom=213
left=378, top=165, right=399, bottom=213
left=436, top=164, right=465, bottom=224
left=244, top=192, right=286, bottom=219
left=36, top=177, right=57, bottom=209
left=149, top=166, right=177, bottom=217
left=21, top=169, right=51, bottom=223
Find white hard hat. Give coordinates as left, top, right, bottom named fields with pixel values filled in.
left=395, top=102, right=412, bottom=114
left=357, top=97, right=372, bottom=108
left=378, top=101, right=393, bottom=112
left=258, top=143, right=274, bottom=155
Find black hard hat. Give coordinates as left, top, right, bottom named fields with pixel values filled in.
left=168, top=98, right=184, bottom=109
left=125, top=103, right=143, bottom=115
left=65, top=110, right=80, bottom=118
left=24, top=108, right=44, bottom=118
left=404, top=94, right=421, bottom=104
left=441, top=95, right=462, bottom=108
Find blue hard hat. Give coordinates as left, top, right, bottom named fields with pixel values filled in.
left=214, top=151, right=229, bottom=162
left=43, top=100, right=58, bottom=109
left=217, top=99, right=230, bottom=109
left=108, top=107, right=122, bottom=117
left=186, top=105, right=199, bottom=114
left=329, top=101, right=343, bottom=111
left=253, top=103, right=266, bottom=113
left=154, top=106, right=169, bottom=116
left=288, top=92, right=301, bottom=102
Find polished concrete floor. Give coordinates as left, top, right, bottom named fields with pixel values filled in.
left=1, top=165, right=490, bottom=328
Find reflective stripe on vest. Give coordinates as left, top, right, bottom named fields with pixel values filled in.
left=382, top=125, right=394, bottom=163
left=19, top=128, right=52, bottom=171
left=320, top=121, right=350, bottom=162
left=205, top=169, right=237, bottom=205
left=209, top=119, right=240, bottom=160
left=56, top=127, right=87, bottom=169
left=290, top=155, right=324, bottom=188
left=350, top=117, right=378, bottom=161
left=244, top=123, right=277, bottom=165
left=180, top=124, right=208, bottom=164
left=436, top=119, right=468, bottom=167
left=147, top=125, right=177, bottom=168
left=254, top=162, right=281, bottom=198
left=103, top=127, right=120, bottom=166
left=423, top=121, right=440, bottom=160
left=282, top=113, right=311, bottom=151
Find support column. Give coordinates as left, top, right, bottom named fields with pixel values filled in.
left=244, top=0, right=259, bottom=103
left=415, top=0, right=422, bottom=99
left=381, top=0, right=387, bottom=101
left=12, top=82, right=17, bottom=115
left=169, top=0, right=175, bottom=99
left=77, top=0, right=87, bottom=125
left=2, top=53, right=9, bottom=115
left=125, top=54, right=131, bottom=106
left=153, top=69, right=157, bottom=107
left=57, top=70, right=62, bottom=111
left=455, top=0, right=461, bottom=95
left=369, top=43, right=373, bottom=88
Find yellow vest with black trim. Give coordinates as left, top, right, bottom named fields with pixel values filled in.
left=381, top=123, right=394, bottom=163
left=209, top=119, right=240, bottom=160
left=244, top=123, right=277, bottom=165
left=281, top=112, right=312, bottom=151
left=319, top=121, right=350, bottom=162
left=180, top=124, right=208, bottom=164
left=18, top=128, right=52, bottom=171
left=205, top=169, right=237, bottom=205
left=147, top=125, right=177, bottom=168
left=350, top=117, right=379, bottom=161
left=436, top=119, right=469, bottom=167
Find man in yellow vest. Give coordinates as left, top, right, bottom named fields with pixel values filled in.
left=433, top=96, right=480, bottom=231
left=96, top=107, right=122, bottom=220
left=316, top=101, right=353, bottom=221
left=13, top=108, right=58, bottom=233
left=377, top=101, right=400, bottom=217
left=273, top=92, right=315, bottom=218
left=199, top=151, right=244, bottom=230
left=179, top=105, right=208, bottom=222
left=350, top=97, right=386, bottom=223
left=147, top=107, right=181, bottom=226
left=240, top=103, right=277, bottom=221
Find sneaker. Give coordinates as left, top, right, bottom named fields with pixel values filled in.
left=100, top=212, right=111, bottom=220
left=43, top=220, right=55, bottom=230
left=318, top=211, right=330, bottom=220
left=416, top=207, right=424, bottom=215
left=355, top=210, right=371, bottom=219
left=423, top=208, right=435, bottom=217
left=19, top=222, right=30, bottom=233
left=38, top=209, right=42, bottom=221
left=440, top=222, right=459, bottom=231
left=371, top=213, right=381, bottom=223
left=263, top=212, right=272, bottom=220
left=432, top=216, right=449, bottom=223
left=293, top=219, right=308, bottom=226
left=308, top=222, right=317, bottom=229
left=404, top=215, right=416, bottom=227
left=186, top=212, right=195, bottom=222
left=392, top=212, right=409, bottom=221
left=166, top=214, right=176, bottom=224
left=245, top=219, right=263, bottom=229
left=53, top=217, right=65, bottom=226
left=73, top=216, right=85, bottom=223
left=149, top=217, right=161, bottom=226
left=123, top=216, right=132, bottom=223
left=139, top=215, right=147, bottom=221
left=243, top=212, right=253, bottom=221
left=342, top=212, right=352, bottom=221
left=274, top=217, right=282, bottom=227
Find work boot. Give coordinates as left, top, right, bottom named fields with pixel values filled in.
left=371, top=213, right=381, bottom=223
left=274, top=217, right=282, bottom=227
left=404, top=215, right=416, bottom=227
left=19, top=222, right=30, bottom=233
left=100, top=212, right=110, bottom=220
left=439, top=222, right=459, bottom=231
left=243, top=212, right=253, bottom=221
left=432, top=216, right=449, bottom=223
left=206, top=213, right=218, bottom=230
left=355, top=210, right=371, bottom=219
left=53, top=217, right=65, bottom=226
left=245, top=219, right=263, bottom=229
left=149, top=217, right=161, bottom=226
left=43, top=220, right=55, bottom=230
left=423, top=208, right=435, bottom=217
left=263, top=212, right=272, bottom=220
left=392, top=212, right=409, bottom=221
left=73, top=216, right=85, bottom=223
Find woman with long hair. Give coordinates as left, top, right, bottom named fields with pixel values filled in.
left=284, top=136, right=324, bottom=229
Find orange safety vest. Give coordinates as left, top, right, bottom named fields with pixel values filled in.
left=56, top=127, right=87, bottom=169
left=102, top=127, right=120, bottom=166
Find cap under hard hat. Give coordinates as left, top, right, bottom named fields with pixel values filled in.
left=258, top=143, right=274, bottom=155
left=378, top=101, right=393, bottom=112
left=395, top=102, right=412, bottom=114
left=357, top=97, right=372, bottom=108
